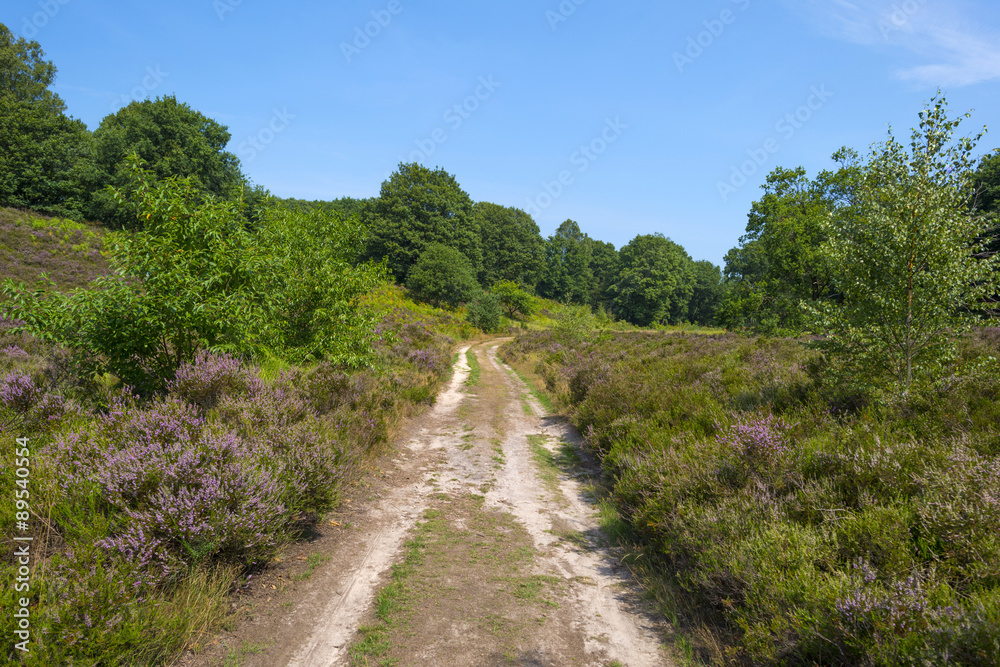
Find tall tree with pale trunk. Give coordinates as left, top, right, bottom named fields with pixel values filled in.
left=812, top=94, right=999, bottom=393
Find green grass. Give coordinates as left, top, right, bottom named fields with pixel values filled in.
left=293, top=552, right=331, bottom=581
left=464, top=348, right=481, bottom=387
left=491, top=438, right=505, bottom=466
left=350, top=511, right=437, bottom=665
left=527, top=434, right=560, bottom=497
left=508, top=364, right=554, bottom=414
left=223, top=640, right=270, bottom=666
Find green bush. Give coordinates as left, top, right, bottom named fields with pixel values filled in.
left=2, top=159, right=384, bottom=394
left=491, top=280, right=534, bottom=319
left=405, top=243, right=480, bottom=309
left=466, top=292, right=502, bottom=333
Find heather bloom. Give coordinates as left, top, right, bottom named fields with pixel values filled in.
left=835, top=559, right=941, bottom=638
left=170, top=349, right=264, bottom=412
left=748, top=348, right=775, bottom=376
left=407, top=348, right=441, bottom=372
left=46, top=395, right=289, bottom=588
left=1, top=345, right=30, bottom=359
left=0, top=372, right=40, bottom=412
left=716, top=413, right=791, bottom=463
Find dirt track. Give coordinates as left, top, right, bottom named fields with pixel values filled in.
left=180, top=340, right=672, bottom=666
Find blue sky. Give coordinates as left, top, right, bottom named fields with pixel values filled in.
left=5, top=0, right=1000, bottom=266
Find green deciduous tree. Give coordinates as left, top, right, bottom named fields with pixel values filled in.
left=972, top=151, right=1000, bottom=216
left=363, top=163, right=482, bottom=282
left=2, top=158, right=384, bottom=393
left=586, top=238, right=619, bottom=310
left=538, top=220, right=594, bottom=304
left=474, top=202, right=545, bottom=289
left=89, top=95, right=244, bottom=227
left=688, top=260, right=725, bottom=326
left=491, top=280, right=534, bottom=319
left=405, top=243, right=480, bottom=309
left=0, top=23, right=94, bottom=218
left=254, top=204, right=386, bottom=365
left=3, top=159, right=263, bottom=394
left=719, top=154, right=859, bottom=332
left=466, top=292, right=503, bottom=333
left=609, top=233, right=694, bottom=326
left=811, top=95, right=999, bottom=393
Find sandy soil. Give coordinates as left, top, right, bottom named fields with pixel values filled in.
left=176, top=340, right=674, bottom=667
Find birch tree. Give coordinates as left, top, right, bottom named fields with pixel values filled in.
left=813, top=95, right=998, bottom=393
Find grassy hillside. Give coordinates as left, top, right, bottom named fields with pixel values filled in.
left=0, top=207, right=109, bottom=293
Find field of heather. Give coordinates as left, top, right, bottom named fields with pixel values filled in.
left=503, top=329, right=1000, bottom=666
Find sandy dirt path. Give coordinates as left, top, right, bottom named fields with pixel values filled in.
left=180, top=340, right=673, bottom=667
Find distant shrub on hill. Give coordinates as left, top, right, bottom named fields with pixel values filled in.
left=405, top=243, right=479, bottom=310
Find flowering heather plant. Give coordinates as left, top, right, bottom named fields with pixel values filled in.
left=45, top=396, right=287, bottom=588
left=1, top=344, right=30, bottom=360
left=832, top=559, right=958, bottom=655
left=252, top=420, right=347, bottom=520
left=169, top=350, right=264, bottom=412
left=0, top=371, right=67, bottom=433
left=505, top=327, right=1000, bottom=664
left=406, top=348, right=443, bottom=373
left=0, top=371, right=40, bottom=412
left=716, top=412, right=791, bottom=464
left=37, top=547, right=154, bottom=658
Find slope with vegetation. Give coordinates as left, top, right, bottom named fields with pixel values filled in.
left=0, top=198, right=470, bottom=665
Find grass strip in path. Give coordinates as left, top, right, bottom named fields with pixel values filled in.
left=347, top=493, right=572, bottom=666
left=464, top=348, right=481, bottom=387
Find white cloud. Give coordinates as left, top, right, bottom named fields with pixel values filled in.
left=785, top=0, right=1000, bottom=86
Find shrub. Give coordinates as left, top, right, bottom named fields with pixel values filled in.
left=0, top=370, right=67, bottom=434
left=405, top=243, right=480, bottom=309
left=44, top=397, right=286, bottom=587
left=466, top=292, right=502, bottom=333
left=170, top=350, right=263, bottom=412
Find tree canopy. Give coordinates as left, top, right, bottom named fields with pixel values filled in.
left=405, top=243, right=480, bottom=309
left=538, top=220, right=595, bottom=304
left=0, top=24, right=94, bottom=218
left=363, top=163, right=482, bottom=283
left=89, top=95, right=245, bottom=227
left=474, top=202, right=545, bottom=289
left=609, top=233, right=694, bottom=326
left=811, top=95, right=999, bottom=392
left=719, top=151, right=860, bottom=333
